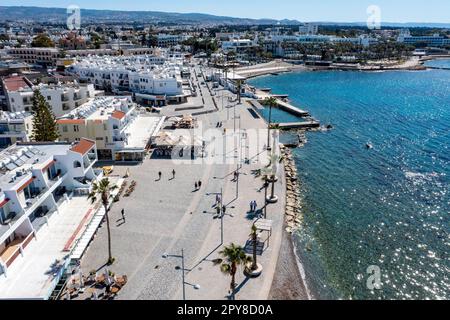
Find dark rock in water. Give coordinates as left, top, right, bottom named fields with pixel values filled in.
left=326, top=124, right=333, bottom=130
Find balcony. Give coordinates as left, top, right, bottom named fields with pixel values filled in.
left=0, top=232, right=35, bottom=268
left=0, top=131, right=26, bottom=138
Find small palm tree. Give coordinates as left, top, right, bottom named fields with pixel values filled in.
left=88, top=178, right=118, bottom=265
left=215, top=243, right=252, bottom=299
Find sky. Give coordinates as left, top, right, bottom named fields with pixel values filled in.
left=2, top=0, right=450, bottom=23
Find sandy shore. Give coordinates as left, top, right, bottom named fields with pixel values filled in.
left=235, top=60, right=307, bottom=79
left=268, top=227, right=313, bottom=300
left=236, top=58, right=428, bottom=78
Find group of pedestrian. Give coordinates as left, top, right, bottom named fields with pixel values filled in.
left=249, top=200, right=258, bottom=213
left=216, top=121, right=223, bottom=128
left=157, top=170, right=176, bottom=181
left=194, top=180, right=202, bottom=191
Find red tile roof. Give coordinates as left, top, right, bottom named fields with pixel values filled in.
left=0, top=198, right=10, bottom=208
left=3, top=76, right=32, bottom=92
left=57, top=119, right=86, bottom=125
left=111, top=110, right=126, bottom=120
left=70, top=138, right=95, bottom=155
left=17, top=177, right=35, bottom=193
left=41, top=160, right=56, bottom=172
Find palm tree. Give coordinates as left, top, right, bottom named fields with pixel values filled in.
left=215, top=243, right=252, bottom=299
left=263, top=97, right=278, bottom=150
left=88, top=178, right=118, bottom=265
left=236, top=80, right=243, bottom=104
left=250, top=225, right=259, bottom=271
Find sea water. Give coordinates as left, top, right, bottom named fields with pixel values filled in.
left=249, top=64, right=450, bottom=300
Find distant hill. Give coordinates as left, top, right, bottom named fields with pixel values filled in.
left=0, top=6, right=449, bottom=28
left=0, top=6, right=300, bottom=25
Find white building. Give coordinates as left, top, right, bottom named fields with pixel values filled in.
left=299, top=23, right=319, bottom=35
left=397, top=30, right=450, bottom=47
left=2, top=76, right=98, bottom=117
left=222, top=39, right=257, bottom=53
left=0, top=139, right=104, bottom=299
left=67, top=55, right=189, bottom=105
left=157, top=34, right=183, bottom=48
left=0, top=111, right=33, bottom=149
left=57, top=96, right=165, bottom=161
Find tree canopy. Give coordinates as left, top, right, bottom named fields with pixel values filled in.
left=31, top=90, right=59, bottom=142
left=31, top=34, right=55, bottom=48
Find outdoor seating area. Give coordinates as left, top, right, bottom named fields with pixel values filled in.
left=64, top=269, right=128, bottom=300
left=170, top=114, right=197, bottom=129
left=152, top=131, right=204, bottom=159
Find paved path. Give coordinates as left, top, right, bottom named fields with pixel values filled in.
left=79, top=64, right=286, bottom=300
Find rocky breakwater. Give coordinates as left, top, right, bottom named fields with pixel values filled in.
left=280, top=144, right=302, bottom=234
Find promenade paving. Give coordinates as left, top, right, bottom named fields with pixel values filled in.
left=79, top=64, right=286, bottom=300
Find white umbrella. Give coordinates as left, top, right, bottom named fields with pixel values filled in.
left=79, top=269, right=84, bottom=288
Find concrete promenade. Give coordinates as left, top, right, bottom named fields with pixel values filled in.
left=79, top=65, right=286, bottom=300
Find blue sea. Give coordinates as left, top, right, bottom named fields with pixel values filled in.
left=249, top=61, right=450, bottom=300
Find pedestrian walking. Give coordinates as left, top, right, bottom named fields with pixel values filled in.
left=216, top=205, right=221, bottom=217
left=121, top=208, right=125, bottom=223
left=195, top=182, right=198, bottom=190
left=172, top=169, right=176, bottom=179
left=198, top=180, right=202, bottom=188
left=158, top=171, right=162, bottom=180
left=250, top=201, right=254, bottom=212
left=216, top=194, right=220, bottom=206
left=222, top=205, right=226, bottom=216
left=253, top=200, right=258, bottom=212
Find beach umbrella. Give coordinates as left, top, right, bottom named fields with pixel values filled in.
left=79, top=269, right=84, bottom=288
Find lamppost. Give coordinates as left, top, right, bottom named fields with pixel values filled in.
left=263, top=130, right=280, bottom=204
left=162, top=249, right=200, bottom=300
left=264, top=97, right=277, bottom=151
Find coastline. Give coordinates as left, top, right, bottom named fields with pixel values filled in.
left=268, top=222, right=313, bottom=300
left=237, top=56, right=450, bottom=80
left=268, top=145, right=313, bottom=300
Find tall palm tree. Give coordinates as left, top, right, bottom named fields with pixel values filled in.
left=236, top=80, right=243, bottom=104
left=88, top=178, right=118, bottom=265
left=263, top=97, right=278, bottom=150
left=250, top=225, right=259, bottom=271
left=215, top=243, right=252, bottom=299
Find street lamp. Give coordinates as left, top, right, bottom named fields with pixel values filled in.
left=162, top=249, right=200, bottom=300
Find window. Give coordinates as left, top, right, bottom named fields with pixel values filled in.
left=62, top=125, right=68, bottom=132
left=47, top=96, right=51, bottom=100
left=73, top=161, right=82, bottom=168
left=73, top=125, right=79, bottom=132
left=96, top=137, right=104, bottom=141
left=103, top=123, right=107, bottom=130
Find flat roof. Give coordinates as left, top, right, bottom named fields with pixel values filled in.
left=2, top=76, right=31, bottom=91
left=0, top=196, right=94, bottom=299
left=0, top=143, right=71, bottom=190
left=121, top=116, right=165, bottom=151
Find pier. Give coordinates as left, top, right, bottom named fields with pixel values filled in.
left=269, top=98, right=310, bottom=117
left=426, top=66, right=450, bottom=71
left=277, top=120, right=320, bottom=130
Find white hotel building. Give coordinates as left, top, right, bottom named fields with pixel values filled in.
left=0, top=139, right=106, bottom=299
left=57, top=96, right=165, bottom=161
left=67, top=55, right=189, bottom=106
left=2, top=76, right=99, bottom=117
